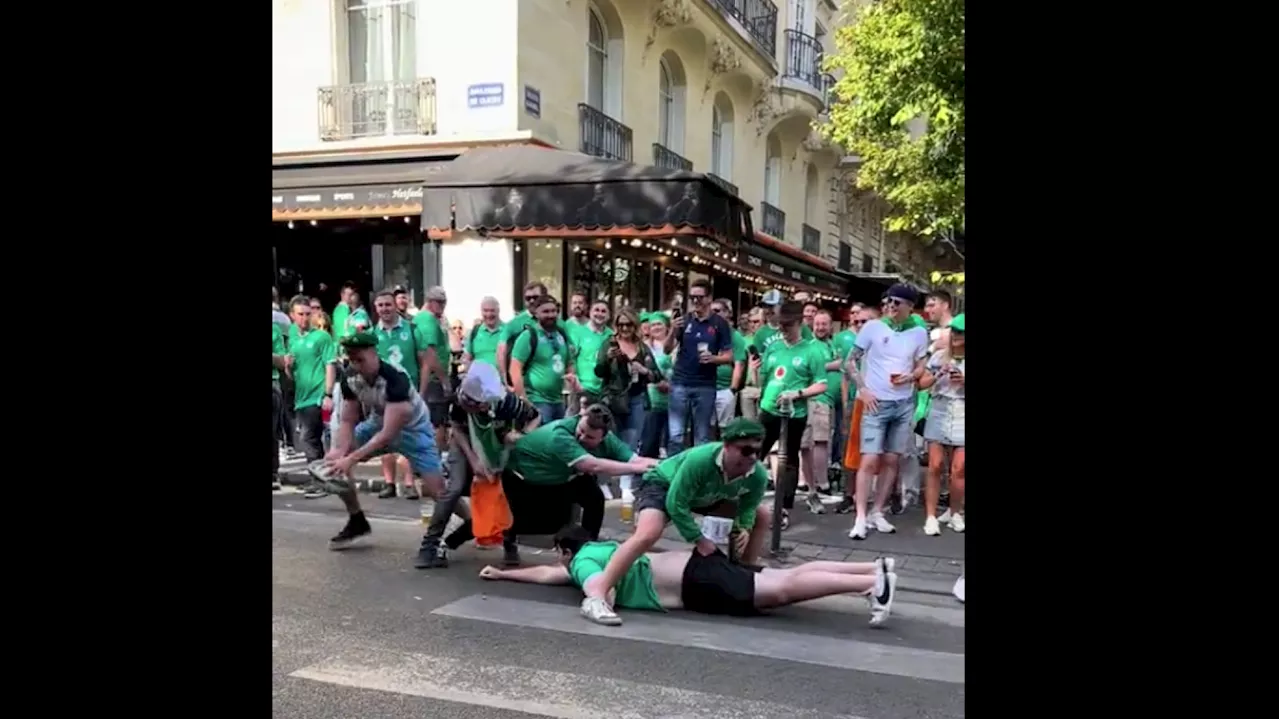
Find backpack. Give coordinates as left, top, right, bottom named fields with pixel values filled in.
left=504, top=323, right=572, bottom=377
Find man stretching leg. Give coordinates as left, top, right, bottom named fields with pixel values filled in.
left=481, top=525, right=898, bottom=626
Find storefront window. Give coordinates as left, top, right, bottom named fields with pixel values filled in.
left=526, top=239, right=563, bottom=302
left=612, top=257, right=631, bottom=313
left=381, top=240, right=414, bottom=301
left=660, top=265, right=685, bottom=312
left=632, top=259, right=652, bottom=312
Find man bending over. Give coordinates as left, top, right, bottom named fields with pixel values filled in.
left=481, top=525, right=898, bottom=627
left=585, top=417, right=772, bottom=625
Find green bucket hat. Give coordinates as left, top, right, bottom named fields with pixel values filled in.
left=340, top=330, right=379, bottom=349
left=949, top=314, right=965, bottom=332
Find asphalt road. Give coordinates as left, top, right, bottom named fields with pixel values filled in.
left=273, top=509, right=966, bottom=719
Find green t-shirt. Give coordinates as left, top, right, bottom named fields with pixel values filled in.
left=332, top=304, right=351, bottom=340
left=647, top=349, right=673, bottom=411
left=569, top=323, right=613, bottom=394
left=290, top=328, right=337, bottom=410
left=640, top=442, right=769, bottom=543
left=466, top=323, right=505, bottom=367
left=831, top=329, right=858, bottom=401
left=511, top=325, right=571, bottom=404
left=569, top=542, right=664, bottom=611
left=374, top=318, right=422, bottom=389
left=716, top=330, right=749, bottom=391
left=509, top=417, right=634, bottom=485
left=749, top=323, right=813, bottom=356
left=812, top=336, right=839, bottom=407
left=759, top=338, right=828, bottom=418
left=272, top=323, right=286, bottom=381
left=412, top=310, right=450, bottom=370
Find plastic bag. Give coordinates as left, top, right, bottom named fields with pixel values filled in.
left=470, top=476, right=513, bottom=547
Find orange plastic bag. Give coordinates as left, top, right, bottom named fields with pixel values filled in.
left=842, top=399, right=865, bottom=471
left=470, top=476, right=513, bottom=547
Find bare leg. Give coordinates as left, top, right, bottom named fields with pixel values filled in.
left=800, top=447, right=814, bottom=489
left=754, top=570, right=876, bottom=607
left=742, top=505, right=771, bottom=564
left=949, top=448, right=965, bottom=514
left=853, top=455, right=881, bottom=523
left=586, top=508, right=666, bottom=603
left=787, top=560, right=877, bottom=576
left=810, top=441, right=830, bottom=490
left=380, top=455, right=398, bottom=488
left=924, top=443, right=945, bottom=517
left=870, top=453, right=900, bottom=515
left=397, top=456, right=413, bottom=488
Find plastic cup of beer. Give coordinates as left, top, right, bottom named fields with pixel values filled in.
left=620, top=502, right=634, bottom=523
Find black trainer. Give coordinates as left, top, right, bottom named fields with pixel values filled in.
left=402, top=486, right=420, bottom=501
left=834, top=496, right=855, bottom=514
left=377, top=484, right=397, bottom=499
left=445, top=520, right=474, bottom=550
left=888, top=492, right=905, bottom=515
left=328, top=513, right=372, bottom=550
left=414, top=540, right=448, bottom=569
left=502, top=540, right=521, bottom=567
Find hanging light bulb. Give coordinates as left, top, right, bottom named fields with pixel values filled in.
left=287, top=221, right=295, bottom=229
left=309, top=220, right=317, bottom=226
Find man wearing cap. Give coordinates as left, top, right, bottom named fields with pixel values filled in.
left=412, top=286, right=454, bottom=451
left=582, top=417, right=773, bottom=625
left=318, top=331, right=463, bottom=552
left=749, top=290, right=814, bottom=357
left=371, top=288, right=430, bottom=500
left=844, top=284, right=930, bottom=540
left=393, top=286, right=418, bottom=319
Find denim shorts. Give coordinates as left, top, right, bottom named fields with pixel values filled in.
left=354, top=419, right=441, bottom=476
left=858, top=398, right=915, bottom=456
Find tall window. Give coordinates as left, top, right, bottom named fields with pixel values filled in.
left=792, top=0, right=806, bottom=30
left=764, top=133, right=782, bottom=205
left=710, top=106, right=722, bottom=171
left=711, top=93, right=734, bottom=178
left=658, top=58, right=675, bottom=147
left=347, top=0, right=416, bottom=85
left=587, top=10, right=607, bottom=111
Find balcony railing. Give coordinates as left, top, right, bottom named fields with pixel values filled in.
left=820, top=73, right=837, bottom=110
left=317, top=79, right=437, bottom=141
left=707, top=173, right=739, bottom=197
left=708, top=0, right=778, bottom=57
left=652, top=143, right=693, bottom=171
left=579, top=104, right=633, bottom=162
left=801, top=223, right=821, bottom=255
left=783, top=29, right=823, bottom=91
left=761, top=201, right=786, bottom=238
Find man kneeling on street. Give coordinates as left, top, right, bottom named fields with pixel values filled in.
left=481, top=525, right=898, bottom=627
left=415, top=361, right=541, bottom=569
left=495, top=404, right=658, bottom=566
left=585, top=417, right=773, bottom=625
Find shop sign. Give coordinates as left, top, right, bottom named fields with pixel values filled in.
left=272, top=184, right=424, bottom=211
left=523, top=86, right=541, bottom=118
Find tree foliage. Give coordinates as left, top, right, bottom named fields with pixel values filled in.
left=823, top=0, right=964, bottom=238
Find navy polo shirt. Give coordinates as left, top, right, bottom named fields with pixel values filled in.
left=672, top=312, right=734, bottom=387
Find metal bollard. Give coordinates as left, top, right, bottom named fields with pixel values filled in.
left=769, top=395, right=795, bottom=556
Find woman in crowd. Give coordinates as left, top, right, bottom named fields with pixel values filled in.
left=917, top=314, right=965, bottom=535
left=639, top=313, right=672, bottom=459
left=594, top=307, right=658, bottom=500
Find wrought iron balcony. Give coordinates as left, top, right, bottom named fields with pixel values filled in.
left=783, top=30, right=823, bottom=91
left=708, top=0, right=779, bottom=57
left=707, top=173, right=739, bottom=197
left=317, top=79, right=437, bottom=141
left=820, top=73, right=837, bottom=111
left=761, top=201, right=786, bottom=238
left=579, top=104, right=633, bottom=162
left=801, top=223, right=821, bottom=255
left=652, top=143, right=693, bottom=171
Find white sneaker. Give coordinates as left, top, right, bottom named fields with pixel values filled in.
left=580, top=596, right=622, bottom=626
left=938, top=508, right=953, bottom=524
left=948, top=512, right=965, bottom=532
left=924, top=516, right=942, bottom=536
left=869, top=571, right=898, bottom=627
left=848, top=517, right=868, bottom=540
left=869, top=512, right=897, bottom=534
left=806, top=491, right=825, bottom=514
left=952, top=575, right=965, bottom=603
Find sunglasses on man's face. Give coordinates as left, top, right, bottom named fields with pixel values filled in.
left=884, top=298, right=908, bottom=309
left=735, top=444, right=761, bottom=458
left=616, top=321, right=634, bottom=328
left=852, top=319, right=866, bottom=327
left=524, top=294, right=540, bottom=303
left=689, top=294, right=707, bottom=302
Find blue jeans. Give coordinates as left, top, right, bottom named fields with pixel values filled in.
left=534, top=401, right=566, bottom=425
left=666, top=384, right=716, bottom=457
left=353, top=418, right=441, bottom=475
left=617, top=393, right=647, bottom=492
left=858, top=398, right=915, bottom=456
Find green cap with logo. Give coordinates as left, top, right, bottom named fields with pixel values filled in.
left=340, top=330, right=379, bottom=349
left=721, top=417, right=765, bottom=441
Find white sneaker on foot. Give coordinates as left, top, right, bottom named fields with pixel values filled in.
left=869, top=571, right=897, bottom=626
left=938, top=508, right=953, bottom=524
left=869, top=512, right=897, bottom=534
left=952, top=575, right=965, bottom=603
left=806, top=492, right=825, bottom=514
left=948, top=512, right=965, bottom=532
left=848, top=517, right=868, bottom=540
left=924, top=516, right=941, bottom=536
left=580, top=596, right=622, bottom=626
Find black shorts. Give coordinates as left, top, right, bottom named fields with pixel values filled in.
left=681, top=550, right=760, bottom=616
left=633, top=479, right=736, bottom=518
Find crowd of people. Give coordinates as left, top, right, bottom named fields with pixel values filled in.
left=271, top=277, right=967, bottom=623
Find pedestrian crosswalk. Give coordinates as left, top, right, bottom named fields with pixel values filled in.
left=274, top=509, right=965, bottom=719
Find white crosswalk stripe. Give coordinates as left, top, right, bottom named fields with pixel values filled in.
left=290, top=650, right=870, bottom=719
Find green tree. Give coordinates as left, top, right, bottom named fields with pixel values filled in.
left=823, top=0, right=964, bottom=238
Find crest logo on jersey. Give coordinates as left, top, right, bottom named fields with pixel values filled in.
left=792, top=356, right=803, bottom=367
left=774, top=366, right=787, bottom=380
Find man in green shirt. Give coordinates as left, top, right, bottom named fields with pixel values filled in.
left=502, top=405, right=658, bottom=565
left=709, top=298, right=748, bottom=433
left=749, top=302, right=829, bottom=529
left=287, top=296, right=338, bottom=463
left=338, top=285, right=371, bottom=339
left=480, top=524, right=898, bottom=627
left=749, top=291, right=813, bottom=357
left=412, top=286, right=454, bottom=445
left=587, top=418, right=773, bottom=623
left=509, top=294, right=576, bottom=424
left=496, top=280, right=572, bottom=386
left=372, top=289, right=431, bottom=500
left=801, top=310, right=844, bottom=512
left=566, top=300, right=612, bottom=414
left=272, top=322, right=289, bottom=490
left=331, top=283, right=355, bottom=340
left=463, top=296, right=505, bottom=370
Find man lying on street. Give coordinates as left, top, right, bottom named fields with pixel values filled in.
left=317, top=331, right=468, bottom=551
left=415, top=361, right=541, bottom=569
left=450, top=404, right=658, bottom=567
left=481, top=525, right=898, bottom=627
left=585, top=417, right=772, bottom=625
